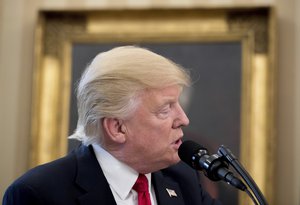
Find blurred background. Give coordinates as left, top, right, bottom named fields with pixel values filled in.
left=0, top=0, right=299, bottom=205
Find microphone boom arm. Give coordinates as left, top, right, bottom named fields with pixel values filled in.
left=218, top=145, right=268, bottom=205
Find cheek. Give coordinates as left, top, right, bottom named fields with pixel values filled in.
left=148, top=121, right=173, bottom=142
left=126, top=113, right=174, bottom=146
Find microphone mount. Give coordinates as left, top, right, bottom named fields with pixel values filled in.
left=180, top=141, right=246, bottom=191
left=179, top=140, right=268, bottom=205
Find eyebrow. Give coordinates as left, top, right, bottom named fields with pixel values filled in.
left=156, top=97, right=177, bottom=109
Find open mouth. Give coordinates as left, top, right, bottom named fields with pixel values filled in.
left=173, top=138, right=182, bottom=149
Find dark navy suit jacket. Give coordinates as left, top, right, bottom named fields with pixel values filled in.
left=3, top=145, right=222, bottom=205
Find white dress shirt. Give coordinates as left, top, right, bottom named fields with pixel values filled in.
left=92, top=144, right=158, bottom=205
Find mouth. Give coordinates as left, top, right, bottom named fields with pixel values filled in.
left=172, top=138, right=183, bottom=149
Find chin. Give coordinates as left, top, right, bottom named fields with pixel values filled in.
left=170, top=155, right=181, bottom=165
left=156, top=153, right=181, bottom=169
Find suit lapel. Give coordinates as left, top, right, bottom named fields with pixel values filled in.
left=75, top=145, right=116, bottom=205
left=152, top=171, right=185, bottom=205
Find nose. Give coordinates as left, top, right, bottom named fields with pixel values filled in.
left=173, top=103, right=190, bottom=128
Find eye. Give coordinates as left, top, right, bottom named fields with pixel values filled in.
left=156, top=104, right=171, bottom=118
left=160, top=110, right=169, bottom=115
left=163, top=103, right=173, bottom=111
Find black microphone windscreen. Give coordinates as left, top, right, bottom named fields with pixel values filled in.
left=178, top=140, right=206, bottom=168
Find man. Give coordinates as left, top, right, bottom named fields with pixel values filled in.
left=3, top=46, right=221, bottom=205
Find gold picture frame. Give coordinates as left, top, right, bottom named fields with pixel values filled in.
left=31, top=7, right=276, bottom=205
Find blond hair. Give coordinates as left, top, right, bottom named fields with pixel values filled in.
left=69, top=46, right=190, bottom=145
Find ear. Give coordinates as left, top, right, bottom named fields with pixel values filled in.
left=102, top=118, right=126, bottom=143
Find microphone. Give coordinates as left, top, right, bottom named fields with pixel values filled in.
left=178, top=140, right=246, bottom=191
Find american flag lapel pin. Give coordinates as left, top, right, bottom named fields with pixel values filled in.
left=166, top=188, right=177, bottom=197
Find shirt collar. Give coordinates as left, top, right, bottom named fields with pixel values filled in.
left=92, top=143, right=152, bottom=200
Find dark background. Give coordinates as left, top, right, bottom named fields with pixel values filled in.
left=68, top=42, right=242, bottom=205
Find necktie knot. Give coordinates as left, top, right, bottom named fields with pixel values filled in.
left=133, top=174, right=151, bottom=205
left=133, top=174, right=148, bottom=193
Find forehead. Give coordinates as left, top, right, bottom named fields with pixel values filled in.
left=140, top=85, right=182, bottom=104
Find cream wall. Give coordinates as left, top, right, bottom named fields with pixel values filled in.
left=276, top=0, right=300, bottom=204
left=0, top=0, right=299, bottom=204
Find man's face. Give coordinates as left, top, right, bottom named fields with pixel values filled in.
left=122, top=85, right=189, bottom=173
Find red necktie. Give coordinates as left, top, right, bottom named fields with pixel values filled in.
left=133, top=174, right=151, bottom=205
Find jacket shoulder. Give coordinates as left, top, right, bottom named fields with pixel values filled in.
left=16, top=150, right=77, bottom=186
left=3, top=147, right=82, bottom=205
